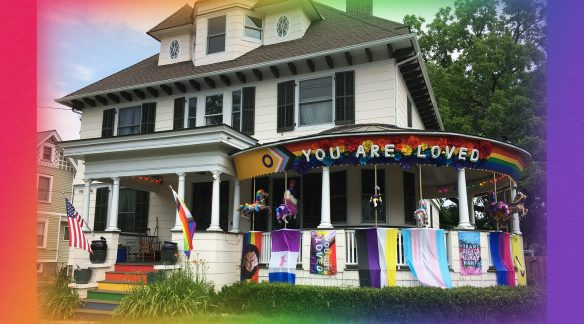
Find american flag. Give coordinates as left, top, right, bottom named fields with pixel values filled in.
left=66, top=198, right=92, bottom=254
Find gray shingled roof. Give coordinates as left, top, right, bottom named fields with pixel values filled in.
left=60, top=2, right=409, bottom=100
left=147, top=4, right=193, bottom=39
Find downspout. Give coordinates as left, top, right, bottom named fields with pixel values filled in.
left=394, top=52, right=421, bottom=127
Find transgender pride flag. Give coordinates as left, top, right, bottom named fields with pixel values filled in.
left=402, top=228, right=452, bottom=288
left=268, top=229, right=301, bottom=284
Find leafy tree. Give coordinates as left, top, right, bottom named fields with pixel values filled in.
left=405, top=0, right=546, bottom=250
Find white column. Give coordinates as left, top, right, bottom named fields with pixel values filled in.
left=82, top=179, right=92, bottom=231
left=511, top=186, right=522, bottom=235
left=467, top=193, right=476, bottom=226
left=106, top=177, right=121, bottom=232
left=318, top=166, right=333, bottom=229
left=207, top=171, right=222, bottom=231
left=456, top=169, right=474, bottom=229
left=172, top=173, right=186, bottom=231
left=231, top=179, right=241, bottom=233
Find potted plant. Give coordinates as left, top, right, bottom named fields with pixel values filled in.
left=73, top=265, right=92, bottom=284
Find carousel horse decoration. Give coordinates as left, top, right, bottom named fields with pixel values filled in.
left=275, top=180, right=298, bottom=224
left=238, top=189, right=271, bottom=219
left=414, top=200, right=430, bottom=227
left=487, top=192, right=511, bottom=226
left=509, top=191, right=529, bottom=218
left=369, top=186, right=383, bottom=209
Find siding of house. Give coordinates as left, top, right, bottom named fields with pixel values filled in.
left=37, top=213, right=61, bottom=262
left=396, top=71, right=424, bottom=129
left=57, top=220, right=70, bottom=265
left=158, top=30, right=193, bottom=66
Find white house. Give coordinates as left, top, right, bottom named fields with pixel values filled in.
left=57, top=0, right=530, bottom=293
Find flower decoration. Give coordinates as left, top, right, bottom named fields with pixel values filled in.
left=362, top=140, right=374, bottom=153
left=401, top=145, right=413, bottom=156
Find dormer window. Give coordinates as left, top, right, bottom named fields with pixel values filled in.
left=207, top=16, right=226, bottom=54
left=276, top=16, right=290, bottom=38
left=42, top=145, right=53, bottom=162
left=169, top=40, right=180, bottom=59
left=245, top=16, right=263, bottom=40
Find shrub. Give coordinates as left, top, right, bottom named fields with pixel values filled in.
left=216, top=282, right=545, bottom=322
left=114, top=262, right=216, bottom=319
left=38, top=267, right=81, bottom=320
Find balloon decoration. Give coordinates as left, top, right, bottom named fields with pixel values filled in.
left=509, top=191, right=528, bottom=218
left=414, top=200, right=429, bottom=227
left=238, top=189, right=271, bottom=219
left=488, top=192, right=511, bottom=227
left=275, top=180, right=298, bottom=224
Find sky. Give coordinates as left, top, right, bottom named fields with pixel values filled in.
left=38, top=0, right=454, bottom=140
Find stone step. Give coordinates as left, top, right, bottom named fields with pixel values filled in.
left=80, top=299, right=119, bottom=312
left=87, top=289, right=130, bottom=302
left=74, top=308, right=113, bottom=321
left=114, top=263, right=157, bottom=273
left=105, top=271, right=149, bottom=283
left=97, top=280, right=144, bottom=292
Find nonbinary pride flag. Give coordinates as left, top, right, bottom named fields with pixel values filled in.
left=269, top=229, right=301, bottom=284
left=170, top=187, right=196, bottom=258
left=489, top=232, right=516, bottom=286
left=355, top=228, right=398, bottom=288
left=402, top=228, right=452, bottom=288
left=65, top=198, right=92, bottom=254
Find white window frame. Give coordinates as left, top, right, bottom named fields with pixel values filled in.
left=207, top=15, right=227, bottom=55
left=275, top=15, right=290, bottom=39
left=37, top=219, right=49, bottom=248
left=243, top=15, right=263, bottom=42
left=116, top=105, right=142, bottom=136
left=63, top=225, right=69, bottom=241
left=169, top=39, right=180, bottom=60
left=231, top=90, right=243, bottom=131
left=187, top=97, right=198, bottom=129
left=37, top=174, right=53, bottom=203
left=204, top=93, right=224, bottom=126
left=41, top=144, right=54, bottom=162
left=296, top=74, right=335, bottom=129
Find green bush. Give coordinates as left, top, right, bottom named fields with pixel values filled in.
left=38, top=268, right=81, bottom=320
left=114, top=264, right=216, bottom=319
left=215, top=282, right=545, bottom=322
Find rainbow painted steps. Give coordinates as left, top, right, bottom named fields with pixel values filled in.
left=75, top=263, right=158, bottom=320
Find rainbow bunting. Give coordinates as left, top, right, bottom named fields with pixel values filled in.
left=170, top=187, right=196, bottom=258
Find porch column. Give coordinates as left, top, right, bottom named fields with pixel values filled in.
left=231, top=179, right=241, bottom=233
left=510, top=185, right=522, bottom=235
left=318, top=166, right=333, bottom=229
left=456, top=169, right=473, bottom=229
left=82, top=179, right=92, bottom=231
left=106, top=177, right=120, bottom=232
left=172, top=173, right=186, bottom=231
left=207, top=171, right=222, bottom=231
left=467, top=193, right=476, bottom=226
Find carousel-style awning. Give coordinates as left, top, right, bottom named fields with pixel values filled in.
left=232, top=124, right=531, bottom=183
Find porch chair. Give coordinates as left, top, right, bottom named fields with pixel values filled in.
left=138, top=234, right=160, bottom=262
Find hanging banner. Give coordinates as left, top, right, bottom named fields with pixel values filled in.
left=355, top=228, right=398, bottom=287
left=402, top=228, right=452, bottom=288
left=240, top=231, right=262, bottom=282
left=511, top=235, right=527, bottom=286
left=458, top=231, right=482, bottom=275
left=310, top=230, right=337, bottom=275
left=233, top=133, right=530, bottom=181
left=269, top=229, right=301, bottom=283
left=489, top=232, right=515, bottom=286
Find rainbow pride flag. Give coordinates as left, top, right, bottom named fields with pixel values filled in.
left=171, top=187, right=196, bottom=258
left=402, top=228, right=452, bottom=288
left=355, top=228, right=398, bottom=288
left=241, top=231, right=263, bottom=282
left=489, top=232, right=516, bottom=286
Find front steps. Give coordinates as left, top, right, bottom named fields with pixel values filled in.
left=74, top=263, right=157, bottom=320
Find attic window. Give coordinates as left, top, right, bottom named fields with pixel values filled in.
left=245, top=16, right=262, bottom=40
left=276, top=16, right=289, bottom=38
left=208, top=16, right=226, bottom=54
left=169, top=40, right=180, bottom=59
left=42, top=145, right=53, bottom=162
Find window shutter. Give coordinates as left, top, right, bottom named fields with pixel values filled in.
left=101, top=108, right=116, bottom=138
left=94, top=187, right=109, bottom=231
left=277, top=81, right=295, bottom=132
left=241, top=87, right=255, bottom=135
left=141, top=102, right=156, bottom=133
left=335, top=71, right=355, bottom=125
left=173, top=98, right=185, bottom=130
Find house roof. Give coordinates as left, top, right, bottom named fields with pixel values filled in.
left=60, top=3, right=409, bottom=99
left=147, top=4, right=194, bottom=38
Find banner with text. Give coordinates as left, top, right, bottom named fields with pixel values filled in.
left=310, top=230, right=337, bottom=275
left=458, top=231, right=482, bottom=275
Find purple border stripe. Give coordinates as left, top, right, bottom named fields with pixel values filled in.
left=366, top=228, right=381, bottom=288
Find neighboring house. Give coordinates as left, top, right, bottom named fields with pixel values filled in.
left=37, top=130, right=77, bottom=276
left=58, top=0, right=530, bottom=289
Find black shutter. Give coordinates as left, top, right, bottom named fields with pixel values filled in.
left=335, top=71, right=355, bottom=125
left=241, top=87, right=255, bottom=135
left=141, top=102, right=156, bottom=133
left=277, top=81, right=295, bottom=132
left=173, top=98, right=185, bottom=130
left=94, top=187, right=109, bottom=231
left=101, top=108, right=115, bottom=138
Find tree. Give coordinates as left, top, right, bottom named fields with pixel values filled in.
left=405, top=0, right=546, bottom=251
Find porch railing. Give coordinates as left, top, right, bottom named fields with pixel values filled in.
left=345, top=229, right=407, bottom=268
left=259, top=232, right=302, bottom=264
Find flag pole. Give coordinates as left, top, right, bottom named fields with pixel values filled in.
left=284, top=172, right=288, bottom=230
left=374, top=164, right=378, bottom=228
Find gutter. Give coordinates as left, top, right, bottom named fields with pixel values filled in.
left=56, top=34, right=418, bottom=104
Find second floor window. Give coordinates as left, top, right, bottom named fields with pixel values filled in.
left=188, top=97, right=197, bottom=128
left=118, top=106, right=142, bottom=135
left=208, top=16, right=226, bottom=54
left=102, top=103, right=156, bottom=137
left=244, top=16, right=262, bottom=40
left=42, top=146, right=53, bottom=162
left=37, top=175, right=52, bottom=202
left=232, top=90, right=241, bottom=131
left=205, top=94, right=223, bottom=126
left=37, top=220, right=48, bottom=248
left=299, top=76, right=333, bottom=126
